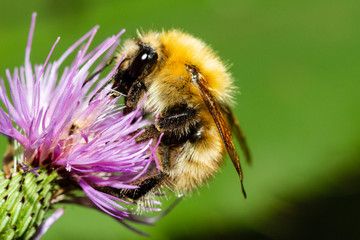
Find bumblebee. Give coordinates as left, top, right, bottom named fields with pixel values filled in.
left=96, top=30, right=251, bottom=200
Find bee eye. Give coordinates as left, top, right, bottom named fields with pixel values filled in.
left=129, top=46, right=158, bottom=79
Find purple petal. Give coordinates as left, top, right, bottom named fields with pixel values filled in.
left=32, top=208, right=64, bottom=240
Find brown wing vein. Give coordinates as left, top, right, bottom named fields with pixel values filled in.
left=190, top=66, right=247, bottom=198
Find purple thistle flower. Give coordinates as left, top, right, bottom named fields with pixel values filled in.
left=0, top=12, right=161, bottom=224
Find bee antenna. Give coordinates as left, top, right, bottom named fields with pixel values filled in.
left=88, top=78, right=113, bottom=103
left=83, top=56, right=117, bottom=87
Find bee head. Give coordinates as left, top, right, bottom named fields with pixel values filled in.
left=113, top=42, right=158, bottom=95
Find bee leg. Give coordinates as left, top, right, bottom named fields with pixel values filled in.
left=134, top=125, right=160, bottom=143
left=97, top=172, right=167, bottom=201
left=155, top=104, right=197, bottom=134
left=123, top=80, right=146, bottom=114
left=134, top=105, right=197, bottom=143
left=121, top=143, right=171, bottom=200
left=99, top=132, right=173, bottom=201
left=121, top=172, right=168, bottom=200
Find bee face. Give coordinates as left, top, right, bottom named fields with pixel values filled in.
left=99, top=30, right=251, bottom=200
left=113, top=42, right=158, bottom=97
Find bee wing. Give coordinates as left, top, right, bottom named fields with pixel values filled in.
left=223, top=105, right=252, bottom=165
left=191, top=69, right=247, bottom=198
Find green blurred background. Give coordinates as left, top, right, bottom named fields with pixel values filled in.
left=1, top=0, right=360, bottom=239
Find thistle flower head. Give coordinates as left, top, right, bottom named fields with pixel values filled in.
left=0, top=13, right=161, bottom=222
